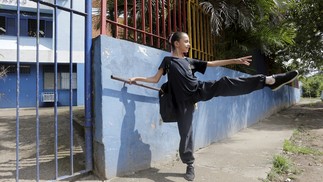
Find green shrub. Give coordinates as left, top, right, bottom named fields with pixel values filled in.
left=300, top=74, right=323, bottom=97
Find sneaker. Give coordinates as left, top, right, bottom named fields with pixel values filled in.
left=184, top=164, right=195, bottom=181
left=269, top=70, right=299, bottom=91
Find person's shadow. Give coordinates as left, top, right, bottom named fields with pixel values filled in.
left=116, top=87, right=152, bottom=175
left=116, top=87, right=184, bottom=182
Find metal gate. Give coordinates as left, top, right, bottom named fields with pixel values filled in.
left=0, top=0, right=92, bottom=181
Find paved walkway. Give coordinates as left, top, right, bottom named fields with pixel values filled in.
left=1, top=99, right=320, bottom=182
left=78, top=99, right=322, bottom=182
left=0, top=107, right=86, bottom=182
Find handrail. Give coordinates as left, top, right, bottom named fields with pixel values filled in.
left=111, top=75, right=161, bottom=92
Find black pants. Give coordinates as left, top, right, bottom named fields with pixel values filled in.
left=176, top=74, right=266, bottom=164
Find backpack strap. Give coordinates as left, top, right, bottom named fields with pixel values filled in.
left=165, top=57, right=171, bottom=74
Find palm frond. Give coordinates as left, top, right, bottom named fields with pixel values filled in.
left=199, top=0, right=253, bottom=35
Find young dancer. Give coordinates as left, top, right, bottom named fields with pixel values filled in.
left=129, top=32, right=298, bottom=181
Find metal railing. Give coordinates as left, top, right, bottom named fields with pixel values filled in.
left=100, top=0, right=187, bottom=50
left=187, top=0, right=217, bottom=61
left=13, top=0, right=93, bottom=181
left=99, top=0, right=217, bottom=61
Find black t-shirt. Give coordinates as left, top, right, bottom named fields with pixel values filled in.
left=158, top=56, right=207, bottom=101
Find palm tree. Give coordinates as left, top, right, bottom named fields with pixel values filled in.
left=199, top=0, right=295, bottom=48
left=199, top=0, right=253, bottom=35
left=199, top=0, right=296, bottom=73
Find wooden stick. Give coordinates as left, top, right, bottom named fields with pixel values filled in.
left=111, top=75, right=161, bottom=92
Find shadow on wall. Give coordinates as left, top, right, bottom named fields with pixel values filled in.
left=116, top=87, right=152, bottom=176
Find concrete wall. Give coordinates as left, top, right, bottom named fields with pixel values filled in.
left=92, top=35, right=301, bottom=179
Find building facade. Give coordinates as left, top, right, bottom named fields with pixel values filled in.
left=0, top=0, right=85, bottom=108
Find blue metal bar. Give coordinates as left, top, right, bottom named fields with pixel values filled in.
left=12, top=0, right=92, bottom=180
left=69, top=0, right=74, bottom=175
left=54, top=0, right=59, bottom=179
left=36, top=1, right=41, bottom=181
left=84, top=0, right=93, bottom=171
left=16, top=1, right=21, bottom=181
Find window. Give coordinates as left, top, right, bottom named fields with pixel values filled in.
left=6, top=17, right=16, bottom=36
left=44, top=72, right=59, bottom=89
left=0, top=64, right=31, bottom=74
left=44, top=72, right=77, bottom=90
left=28, top=19, right=46, bottom=37
left=0, top=16, right=5, bottom=35
left=61, top=72, right=77, bottom=89
left=0, top=11, right=52, bottom=37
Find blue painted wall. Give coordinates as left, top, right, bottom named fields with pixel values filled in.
left=0, top=63, right=82, bottom=108
left=92, top=35, right=301, bottom=179
left=0, top=64, right=38, bottom=107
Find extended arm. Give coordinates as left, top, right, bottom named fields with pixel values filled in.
left=129, top=68, right=164, bottom=84
left=207, top=55, right=252, bottom=67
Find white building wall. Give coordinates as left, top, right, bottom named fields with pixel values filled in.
left=0, top=0, right=52, bottom=13
left=0, top=0, right=85, bottom=63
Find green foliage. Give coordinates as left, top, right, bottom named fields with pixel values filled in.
left=300, top=73, right=323, bottom=97
left=199, top=0, right=253, bottom=35
left=200, top=0, right=296, bottom=64
left=200, top=0, right=322, bottom=74
left=243, top=0, right=296, bottom=54
left=283, top=139, right=323, bottom=155
left=274, top=0, right=323, bottom=74
left=251, top=22, right=296, bottom=55
left=264, top=154, right=299, bottom=181
left=272, top=155, right=291, bottom=174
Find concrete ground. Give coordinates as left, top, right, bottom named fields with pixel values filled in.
left=1, top=98, right=321, bottom=182
left=78, top=98, right=322, bottom=182
left=0, top=106, right=86, bottom=182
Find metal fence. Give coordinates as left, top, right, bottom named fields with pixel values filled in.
left=9, top=0, right=93, bottom=181
left=99, top=0, right=217, bottom=61
left=187, top=0, right=217, bottom=61
left=100, top=0, right=188, bottom=50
